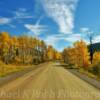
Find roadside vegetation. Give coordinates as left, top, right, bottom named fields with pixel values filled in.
left=62, top=40, right=100, bottom=79
left=0, top=31, right=100, bottom=79
left=0, top=32, right=62, bottom=77
left=0, top=61, right=34, bottom=77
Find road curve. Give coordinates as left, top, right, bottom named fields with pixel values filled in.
left=0, top=62, right=100, bottom=100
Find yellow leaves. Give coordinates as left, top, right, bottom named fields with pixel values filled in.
left=13, top=36, right=19, bottom=47
left=39, top=40, right=46, bottom=48
left=93, top=52, right=100, bottom=65
left=1, top=32, right=10, bottom=43
left=63, top=40, right=90, bottom=68
left=31, top=38, right=37, bottom=48
left=47, top=45, right=62, bottom=61
left=55, top=52, right=62, bottom=60
left=93, top=52, right=100, bottom=60
left=74, top=40, right=90, bottom=67
left=47, top=45, right=55, bottom=60
left=63, top=47, right=77, bottom=65
left=9, top=38, right=14, bottom=47
left=0, top=32, right=10, bottom=53
left=0, top=31, right=59, bottom=64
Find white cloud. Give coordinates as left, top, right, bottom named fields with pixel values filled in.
left=94, top=35, right=100, bottom=43
left=42, top=33, right=82, bottom=51
left=44, top=33, right=82, bottom=47
left=80, top=27, right=94, bottom=35
left=14, top=8, right=34, bottom=19
left=82, top=35, right=100, bottom=44
left=25, top=24, right=47, bottom=36
left=25, top=16, right=48, bottom=36
left=0, top=17, right=11, bottom=25
left=84, top=39, right=90, bottom=44
left=44, top=35, right=59, bottom=46
left=80, top=27, right=100, bottom=44
left=80, top=27, right=89, bottom=33
left=64, top=34, right=82, bottom=42
left=8, top=24, right=16, bottom=28
left=41, top=0, right=79, bottom=34
left=0, top=17, right=16, bottom=28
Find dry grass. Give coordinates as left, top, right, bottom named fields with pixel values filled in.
left=79, top=68, right=100, bottom=80
left=0, top=61, right=33, bottom=77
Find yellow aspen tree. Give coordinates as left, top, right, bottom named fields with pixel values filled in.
left=93, top=52, right=100, bottom=65
left=0, top=32, right=10, bottom=64
left=74, top=40, right=90, bottom=68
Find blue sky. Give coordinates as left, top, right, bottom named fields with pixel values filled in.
left=0, top=0, right=100, bottom=51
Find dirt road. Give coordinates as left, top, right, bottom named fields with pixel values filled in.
left=0, top=62, right=100, bottom=100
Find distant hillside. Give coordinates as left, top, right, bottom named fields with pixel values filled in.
left=88, top=43, right=100, bottom=52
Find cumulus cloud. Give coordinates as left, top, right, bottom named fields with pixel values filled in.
left=0, top=17, right=11, bottom=25
left=41, top=0, right=79, bottom=34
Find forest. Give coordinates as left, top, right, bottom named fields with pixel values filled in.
left=0, top=32, right=61, bottom=76
left=62, top=40, right=100, bottom=78
left=0, top=32, right=100, bottom=78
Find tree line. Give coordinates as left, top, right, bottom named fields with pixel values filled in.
left=0, top=32, right=99, bottom=69
left=0, top=32, right=61, bottom=65
left=62, top=40, right=100, bottom=68
left=62, top=40, right=100, bottom=77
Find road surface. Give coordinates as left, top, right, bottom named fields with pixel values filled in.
left=0, top=62, right=100, bottom=100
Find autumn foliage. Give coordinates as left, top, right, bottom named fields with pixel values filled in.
left=62, top=40, right=100, bottom=77
left=62, top=40, right=90, bottom=68
left=93, top=52, right=100, bottom=65
left=0, top=32, right=61, bottom=65
left=0, top=32, right=100, bottom=75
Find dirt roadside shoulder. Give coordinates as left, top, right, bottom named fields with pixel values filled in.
left=67, top=69, right=100, bottom=90
left=0, top=63, right=48, bottom=87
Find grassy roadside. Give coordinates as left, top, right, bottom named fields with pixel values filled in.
left=0, top=62, right=34, bottom=77
left=60, top=62, right=100, bottom=81
left=78, top=68, right=100, bottom=81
